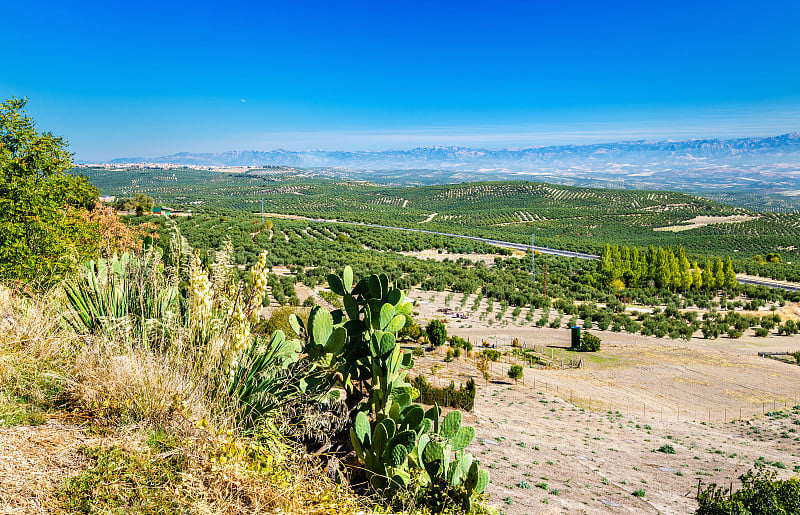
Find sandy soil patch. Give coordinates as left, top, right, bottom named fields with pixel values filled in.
left=410, top=342, right=800, bottom=514
left=396, top=249, right=521, bottom=265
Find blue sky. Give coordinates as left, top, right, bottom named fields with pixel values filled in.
left=2, top=0, right=800, bottom=160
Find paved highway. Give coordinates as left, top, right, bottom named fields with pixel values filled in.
left=735, top=277, right=800, bottom=292
left=262, top=213, right=800, bottom=292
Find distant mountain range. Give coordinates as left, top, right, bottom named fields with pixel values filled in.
left=107, top=133, right=800, bottom=169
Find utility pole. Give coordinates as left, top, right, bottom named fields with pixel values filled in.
left=543, top=263, right=548, bottom=297
left=261, top=198, right=264, bottom=225
left=531, top=233, right=535, bottom=283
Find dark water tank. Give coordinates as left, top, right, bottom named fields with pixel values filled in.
left=571, top=326, right=581, bottom=348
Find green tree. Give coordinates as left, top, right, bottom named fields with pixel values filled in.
left=766, top=252, right=782, bottom=263
left=679, top=255, right=692, bottom=291
left=425, top=319, right=448, bottom=347
left=133, top=193, right=154, bottom=216
left=508, top=364, right=523, bottom=383
left=713, top=258, right=725, bottom=291
left=114, top=193, right=154, bottom=215
left=702, top=259, right=715, bottom=290
left=691, top=261, right=702, bottom=290
left=0, top=97, right=99, bottom=285
left=723, top=256, right=737, bottom=291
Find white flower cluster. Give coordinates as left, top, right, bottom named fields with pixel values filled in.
left=223, top=301, right=250, bottom=379
left=189, top=252, right=212, bottom=327
left=248, top=250, right=269, bottom=316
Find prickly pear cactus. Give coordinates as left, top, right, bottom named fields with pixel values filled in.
left=318, top=267, right=490, bottom=510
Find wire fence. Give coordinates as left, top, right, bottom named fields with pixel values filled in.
left=480, top=358, right=800, bottom=424
left=441, top=337, right=800, bottom=424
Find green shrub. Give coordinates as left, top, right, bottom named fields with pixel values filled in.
left=576, top=332, right=601, bottom=352
left=399, top=320, right=424, bottom=341
left=0, top=97, right=101, bottom=288
left=696, top=466, right=800, bottom=514
left=483, top=349, right=500, bottom=361
left=657, top=444, right=676, bottom=454
left=412, top=375, right=476, bottom=411
left=508, top=365, right=523, bottom=383
left=449, top=335, right=472, bottom=351
left=426, top=319, right=448, bottom=347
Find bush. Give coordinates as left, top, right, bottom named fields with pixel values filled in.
left=483, top=349, right=500, bottom=361
left=508, top=365, right=523, bottom=383
left=426, top=319, right=448, bottom=347
left=449, top=335, right=472, bottom=351
left=399, top=320, right=423, bottom=341
left=696, top=466, right=800, bottom=514
left=412, top=375, right=476, bottom=411
left=412, top=346, right=424, bottom=357
left=576, top=332, right=601, bottom=352
left=657, top=444, right=676, bottom=454
left=754, top=327, right=770, bottom=337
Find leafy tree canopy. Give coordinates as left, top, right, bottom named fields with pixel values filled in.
left=425, top=318, right=448, bottom=347
left=0, top=97, right=99, bottom=286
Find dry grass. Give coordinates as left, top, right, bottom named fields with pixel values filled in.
left=0, top=285, right=371, bottom=515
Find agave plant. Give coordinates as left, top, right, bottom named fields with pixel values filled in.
left=64, top=249, right=179, bottom=340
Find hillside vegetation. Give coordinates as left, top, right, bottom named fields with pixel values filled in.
left=77, top=166, right=800, bottom=281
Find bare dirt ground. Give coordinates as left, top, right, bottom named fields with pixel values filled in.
left=405, top=289, right=800, bottom=514
left=396, top=249, right=510, bottom=265
left=0, top=421, right=106, bottom=513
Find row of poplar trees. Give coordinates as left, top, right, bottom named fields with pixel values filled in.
left=599, top=244, right=737, bottom=292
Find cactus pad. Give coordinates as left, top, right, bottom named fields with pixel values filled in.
left=441, top=410, right=462, bottom=438
left=400, top=404, right=424, bottom=429
left=327, top=273, right=345, bottom=296
left=354, top=411, right=371, bottom=448
left=379, top=303, right=396, bottom=330
left=342, top=266, right=353, bottom=292
left=373, top=421, right=389, bottom=457
left=451, top=425, right=475, bottom=450
left=385, top=443, right=408, bottom=467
